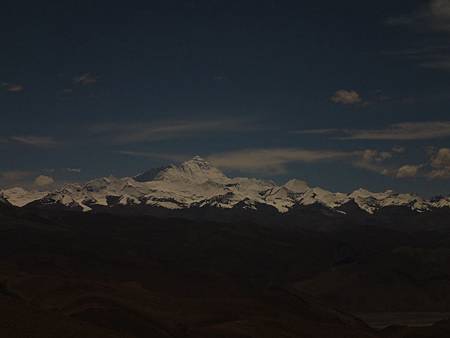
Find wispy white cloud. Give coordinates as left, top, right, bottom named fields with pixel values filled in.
left=384, top=45, right=450, bottom=72
left=386, top=0, right=450, bottom=32
left=117, top=151, right=188, bottom=162
left=207, top=147, right=420, bottom=179
left=92, top=118, right=255, bottom=144
left=10, top=136, right=58, bottom=147
left=122, top=146, right=431, bottom=180
left=0, top=171, right=34, bottom=182
left=297, top=121, right=450, bottom=141
left=66, top=168, right=82, bottom=173
left=206, top=148, right=356, bottom=174
left=386, top=1, right=450, bottom=71
left=297, top=128, right=340, bottom=135
left=341, top=122, right=450, bottom=140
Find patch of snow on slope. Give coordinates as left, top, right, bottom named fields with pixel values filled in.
left=0, top=187, right=49, bottom=207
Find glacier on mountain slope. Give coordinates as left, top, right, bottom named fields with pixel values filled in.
left=0, top=156, right=447, bottom=214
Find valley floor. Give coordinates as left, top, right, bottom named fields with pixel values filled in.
left=1, top=206, right=450, bottom=337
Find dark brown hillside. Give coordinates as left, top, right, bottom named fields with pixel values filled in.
left=0, top=207, right=450, bottom=337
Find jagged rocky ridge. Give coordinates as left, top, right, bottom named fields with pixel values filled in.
left=1, top=156, right=449, bottom=214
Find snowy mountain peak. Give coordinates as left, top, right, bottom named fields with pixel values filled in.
left=0, top=187, right=49, bottom=207
left=155, top=156, right=228, bottom=184
left=182, top=156, right=215, bottom=171
left=191, top=155, right=208, bottom=163
left=351, top=188, right=373, bottom=196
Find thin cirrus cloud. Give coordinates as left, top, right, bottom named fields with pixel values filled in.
left=9, top=136, right=58, bottom=147
left=91, top=118, right=256, bottom=144
left=119, top=148, right=356, bottom=174
left=207, top=147, right=418, bottom=178
left=0, top=171, right=33, bottom=182
left=118, top=146, right=427, bottom=180
left=385, top=0, right=450, bottom=71
left=206, top=148, right=356, bottom=174
left=386, top=46, right=450, bottom=72
left=386, top=0, right=450, bottom=32
left=118, top=151, right=189, bottom=162
left=65, top=168, right=82, bottom=173
left=297, top=121, right=450, bottom=141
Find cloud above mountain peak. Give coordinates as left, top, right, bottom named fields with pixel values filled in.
left=207, top=148, right=355, bottom=174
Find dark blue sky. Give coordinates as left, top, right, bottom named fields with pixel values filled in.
left=1, top=0, right=450, bottom=196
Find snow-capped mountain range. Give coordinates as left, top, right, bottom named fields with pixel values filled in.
left=1, top=156, right=449, bottom=214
